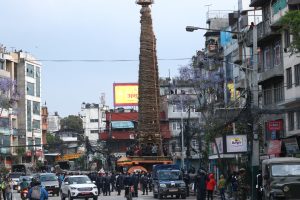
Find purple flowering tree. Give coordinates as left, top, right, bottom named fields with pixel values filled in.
left=0, top=77, right=20, bottom=117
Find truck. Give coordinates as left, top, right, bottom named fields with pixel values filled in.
left=152, top=164, right=186, bottom=199
left=261, top=157, right=300, bottom=199
left=10, top=164, right=33, bottom=189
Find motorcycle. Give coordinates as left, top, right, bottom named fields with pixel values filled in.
left=21, top=188, right=29, bottom=200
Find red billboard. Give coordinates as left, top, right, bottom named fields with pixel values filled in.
left=267, top=120, right=283, bottom=131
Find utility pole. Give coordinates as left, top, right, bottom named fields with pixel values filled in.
left=251, top=14, right=259, bottom=200
left=180, top=97, right=185, bottom=170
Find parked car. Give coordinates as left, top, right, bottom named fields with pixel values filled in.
left=60, top=175, right=98, bottom=200
left=34, top=173, right=60, bottom=196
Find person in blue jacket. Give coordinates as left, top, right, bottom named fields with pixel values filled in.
left=27, top=180, right=48, bottom=200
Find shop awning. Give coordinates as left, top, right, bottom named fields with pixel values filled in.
left=117, top=156, right=133, bottom=166
left=128, top=166, right=147, bottom=174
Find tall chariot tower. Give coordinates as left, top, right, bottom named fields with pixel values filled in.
left=136, top=0, right=162, bottom=155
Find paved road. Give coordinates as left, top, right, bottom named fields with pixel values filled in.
left=12, top=190, right=197, bottom=200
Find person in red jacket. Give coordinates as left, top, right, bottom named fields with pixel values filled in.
left=206, top=173, right=216, bottom=200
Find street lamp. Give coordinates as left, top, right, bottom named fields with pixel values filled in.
left=185, top=26, right=239, bottom=34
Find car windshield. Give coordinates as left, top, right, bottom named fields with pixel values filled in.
left=19, top=176, right=32, bottom=181
left=40, top=174, right=57, bottom=182
left=158, top=171, right=181, bottom=180
left=68, top=176, right=92, bottom=184
left=272, top=164, right=300, bottom=176
left=9, top=173, right=22, bottom=178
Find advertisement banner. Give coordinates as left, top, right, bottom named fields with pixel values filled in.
left=267, top=120, right=283, bottom=131
left=226, top=135, right=247, bottom=153
left=113, top=83, right=138, bottom=107
left=211, top=137, right=223, bottom=155
left=267, top=140, right=282, bottom=155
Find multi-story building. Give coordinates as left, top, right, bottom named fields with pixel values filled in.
left=80, top=102, right=108, bottom=144
left=0, top=46, right=19, bottom=168
left=41, top=105, right=48, bottom=145
left=0, top=47, right=43, bottom=165
left=47, top=112, right=61, bottom=133
left=160, top=78, right=202, bottom=169
left=248, top=0, right=300, bottom=156
left=13, top=51, right=43, bottom=163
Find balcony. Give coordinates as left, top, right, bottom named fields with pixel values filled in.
left=258, top=66, right=284, bottom=84
left=250, top=0, right=269, bottom=7
left=0, top=148, right=11, bottom=155
left=231, top=47, right=242, bottom=65
left=246, top=20, right=280, bottom=46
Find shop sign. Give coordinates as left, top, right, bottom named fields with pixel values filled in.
left=226, top=135, right=247, bottom=153
left=267, top=140, right=282, bottom=155
left=268, top=120, right=283, bottom=131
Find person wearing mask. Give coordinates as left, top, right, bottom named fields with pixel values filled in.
left=218, top=175, right=226, bottom=200
left=206, top=173, right=216, bottom=200
left=28, top=180, right=48, bottom=200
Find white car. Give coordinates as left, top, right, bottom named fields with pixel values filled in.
left=60, top=175, right=98, bottom=200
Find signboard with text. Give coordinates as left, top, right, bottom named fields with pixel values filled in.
left=226, top=135, right=247, bottom=153
left=267, top=120, right=283, bottom=131
left=113, top=83, right=139, bottom=107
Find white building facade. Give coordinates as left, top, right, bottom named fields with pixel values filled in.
left=80, top=103, right=108, bottom=143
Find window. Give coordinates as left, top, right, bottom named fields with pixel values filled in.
left=288, top=111, right=295, bottom=131
left=286, top=68, right=293, bottom=89
left=90, top=130, right=99, bottom=134
left=263, top=86, right=272, bottom=105
left=27, top=82, right=35, bottom=96
left=274, top=82, right=284, bottom=103
left=33, top=101, right=40, bottom=115
left=295, top=64, right=300, bottom=86
left=36, top=67, right=40, bottom=97
left=33, top=120, right=40, bottom=129
left=35, top=137, right=41, bottom=145
left=90, top=119, right=99, bottom=123
left=297, top=111, right=300, bottom=129
left=26, top=64, right=34, bottom=78
left=0, top=61, right=4, bottom=70
left=172, top=105, right=182, bottom=112
left=172, top=122, right=181, bottom=131
left=264, top=48, right=271, bottom=71
left=27, top=100, right=31, bottom=131
left=284, top=30, right=291, bottom=49
left=274, top=42, right=281, bottom=66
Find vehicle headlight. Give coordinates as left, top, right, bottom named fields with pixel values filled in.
left=180, top=183, right=186, bottom=187
left=93, top=186, right=97, bottom=189
left=283, top=186, right=289, bottom=192
left=160, top=184, right=167, bottom=188
left=70, top=187, right=77, bottom=190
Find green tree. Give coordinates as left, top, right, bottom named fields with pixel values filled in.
left=44, top=133, right=64, bottom=153
left=280, top=10, right=300, bottom=54
left=60, top=115, right=83, bottom=133
left=16, top=147, right=25, bottom=163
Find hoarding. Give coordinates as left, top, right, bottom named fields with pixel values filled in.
left=226, top=135, right=247, bottom=153
left=113, top=83, right=139, bottom=107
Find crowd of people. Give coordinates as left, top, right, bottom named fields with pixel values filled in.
left=88, top=171, right=152, bottom=197
left=192, top=168, right=249, bottom=200
left=126, top=143, right=169, bottom=157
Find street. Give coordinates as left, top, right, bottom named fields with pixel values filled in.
left=11, top=190, right=197, bottom=200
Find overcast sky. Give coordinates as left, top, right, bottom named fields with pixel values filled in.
left=1, top=0, right=237, bottom=117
